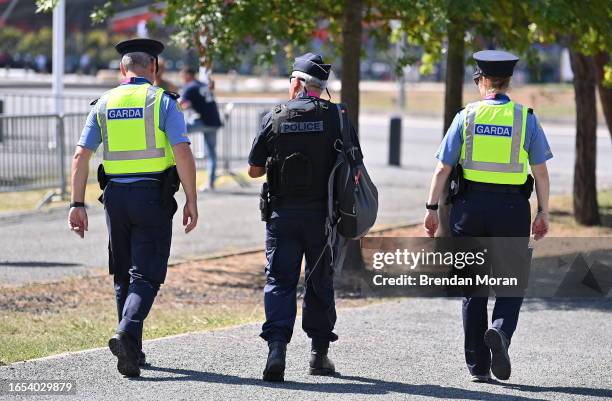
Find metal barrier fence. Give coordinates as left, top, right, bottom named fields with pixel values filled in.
left=0, top=100, right=279, bottom=194
left=0, top=92, right=95, bottom=115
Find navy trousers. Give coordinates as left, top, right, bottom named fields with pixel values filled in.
left=260, top=208, right=338, bottom=348
left=104, top=181, right=175, bottom=345
left=450, top=189, right=530, bottom=376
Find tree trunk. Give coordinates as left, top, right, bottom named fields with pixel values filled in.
left=569, top=49, right=600, bottom=226
left=437, top=21, right=465, bottom=237
left=338, top=0, right=364, bottom=281
left=340, top=0, right=362, bottom=131
left=593, top=52, right=612, bottom=142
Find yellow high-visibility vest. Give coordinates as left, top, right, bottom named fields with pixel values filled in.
left=96, top=83, right=175, bottom=175
left=460, top=100, right=529, bottom=185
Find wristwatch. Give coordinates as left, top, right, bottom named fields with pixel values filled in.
left=425, top=203, right=439, bottom=211
left=70, top=202, right=86, bottom=208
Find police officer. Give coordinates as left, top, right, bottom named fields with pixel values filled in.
left=68, top=38, right=198, bottom=377
left=423, top=50, right=552, bottom=382
left=248, top=52, right=362, bottom=382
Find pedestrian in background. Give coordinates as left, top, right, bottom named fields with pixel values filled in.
left=423, top=50, right=552, bottom=383
left=68, top=38, right=198, bottom=378
left=179, top=67, right=222, bottom=192
left=154, top=57, right=179, bottom=93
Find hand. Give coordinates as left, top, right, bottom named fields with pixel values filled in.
left=423, top=210, right=439, bottom=238
left=183, top=200, right=198, bottom=234
left=68, top=207, right=88, bottom=238
left=532, top=212, right=549, bottom=240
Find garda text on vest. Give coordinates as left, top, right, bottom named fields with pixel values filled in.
left=107, top=107, right=144, bottom=120
left=474, top=123, right=512, bottom=137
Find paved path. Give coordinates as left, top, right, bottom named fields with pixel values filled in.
left=1, top=298, right=611, bottom=400
left=1, top=116, right=611, bottom=285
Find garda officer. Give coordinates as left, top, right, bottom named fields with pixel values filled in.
left=68, top=38, right=198, bottom=377
left=248, top=52, right=362, bottom=382
left=423, top=50, right=552, bottom=382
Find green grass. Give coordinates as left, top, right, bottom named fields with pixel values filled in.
left=0, top=301, right=264, bottom=365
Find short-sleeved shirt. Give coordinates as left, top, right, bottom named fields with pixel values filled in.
left=181, top=79, right=222, bottom=127
left=436, top=94, right=553, bottom=166
left=248, top=93, right=363, bottom=167
left=78, top=77, right=190, bottom=182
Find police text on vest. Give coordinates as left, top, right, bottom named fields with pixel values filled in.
left=280, top=121, right=324, bottom=134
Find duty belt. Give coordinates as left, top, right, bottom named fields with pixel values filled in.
left=464, top=180, right=522, bottom=194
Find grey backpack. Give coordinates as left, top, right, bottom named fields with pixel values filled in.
left=327, top=104, right=378, bottom=239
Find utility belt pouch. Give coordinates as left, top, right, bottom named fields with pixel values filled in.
left=260, top=182, right=270, bottom=222
left=160, top=166, right=180, bottom=207
left=521, top=174, right=534, bottom=199
left=97, top=164, right=108, bottom=204
left=447, top=164, right=465, bottom=204
left=97, top=164, right=108, bottom=190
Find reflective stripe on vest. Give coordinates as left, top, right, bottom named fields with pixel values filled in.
left=96, top=84, right=175, bottom=175
left=461, top=100, right=528, bottom=185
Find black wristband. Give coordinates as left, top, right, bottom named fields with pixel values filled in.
left=425, top=203, right=439, bottom=210
left=70, top=202, right=86, bottom=208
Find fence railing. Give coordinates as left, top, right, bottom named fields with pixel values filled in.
left=0, top=100, right=279, bottom=195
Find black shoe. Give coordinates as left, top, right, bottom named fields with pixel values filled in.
left=138, top=350, right=147, bottom=367
left=263, top=342, right=286, bottom=382
left=309, top=347, right=335, bottom=376
left=484, top=328, right=511, bottom=380
left=108, top=331, right=141, bottom=377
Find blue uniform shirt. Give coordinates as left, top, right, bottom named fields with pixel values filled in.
left=436, top=94, right=553, bottom=166
left=78, top=77, right=190, bottom=182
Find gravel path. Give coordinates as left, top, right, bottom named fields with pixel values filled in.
left=1, top=298, right=610, bottom=400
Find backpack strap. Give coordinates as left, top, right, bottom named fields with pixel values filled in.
left=335, top=103, right=361, bottom=166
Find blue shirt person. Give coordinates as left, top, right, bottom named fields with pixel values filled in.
left=423, top=50, right=553, bottom=383
left=78, top=76, right=190, bottom=183
left=436, top=93, right=553, bottom=166
left=179, top=67, right=222, bottom=190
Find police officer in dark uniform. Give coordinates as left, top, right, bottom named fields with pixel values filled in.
left=423, top=50, right=552, bottom=382
left=248, top=53, right=362, bottom=382
left=69, top=38, right=198, bottom=377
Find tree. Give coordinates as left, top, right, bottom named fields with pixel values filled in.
left=528, top=1, right=612, bottom=225
left=593, top=52, right=612, bottom=142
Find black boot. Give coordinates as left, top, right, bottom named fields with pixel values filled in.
left=309, top=344, right=335, bottom=376
left=108, top=331, right=141, bottom=377
left=138, top=350, right=147, bottom=367
left=263, top=341, right=286, bottom=382
left=484, top=327, right=511, bottom=380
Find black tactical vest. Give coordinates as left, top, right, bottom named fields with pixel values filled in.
left=266, top=96, right=341, bottom=209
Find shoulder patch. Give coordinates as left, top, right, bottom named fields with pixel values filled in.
left=528, top=108, right=534, bottom=114
left=164, top=91, right=180, bottom=100
left=90, top=98, right=99, bottom=106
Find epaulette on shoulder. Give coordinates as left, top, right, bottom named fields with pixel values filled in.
left=90, top=98, right=99, bottom=106
left=164, top=90, right=180, bottom=100
left=528, top=108, right=534, bottom=114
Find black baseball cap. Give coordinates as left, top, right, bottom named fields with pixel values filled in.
left=292, top=52, right=331, bottom=81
